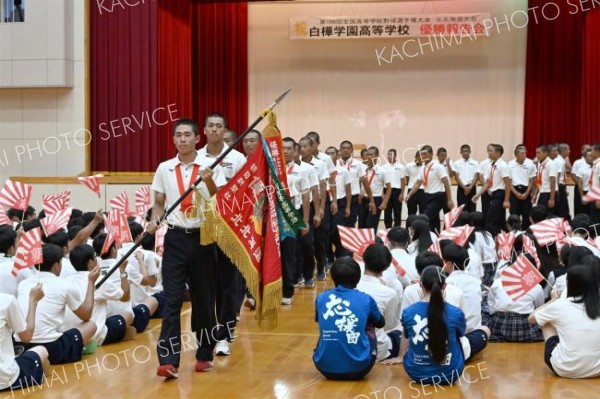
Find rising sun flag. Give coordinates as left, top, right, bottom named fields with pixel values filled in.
left=201, top=111, right=305, bottom=325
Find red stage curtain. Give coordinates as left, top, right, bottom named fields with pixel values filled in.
left=191, top=1, right=248, bottom=151
left=90, top=2, right=161, bottom=173
left=580, top=8, right=600, bottom=145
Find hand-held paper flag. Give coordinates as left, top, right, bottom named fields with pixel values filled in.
left=101, top=210, right=123, bottom=255
left=338, top=226, right=376, bottom=258
left=377, top=228, right=390, bottom=246
left=496, top=231, right=516, bottom=261
left=521, top=234, right=541, bottom=268
left=583, top=187, right=600, bottom=202
left=438, top=225, right=474, bottom=247
left=13, top=228, right=43, bottom=277
left=40, top=207, right=72, bottom=236
left=0, top=208, right=11, bottom=226
left=428, top=240, right=443, bottom=258
left=42, top=190, right=71, bottom=215
left=155, top=225, right=167, bottom=257
left=135, top=186, right=151, bottom=216
left=0, top=180, right=32, bottom=211
left=501, top=254, right=544, bottom=301
left=443, top=204, right=465, bottom=230
left=109, top=191, right=129, bottom=212
left=529, top=218, right=568, bottom=246
left=78, top=175, right=103, bottom=198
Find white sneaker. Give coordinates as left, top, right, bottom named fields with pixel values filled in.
left=215, top=340, right=230, bottom=356
left=281, top=297, right=293, bottom=306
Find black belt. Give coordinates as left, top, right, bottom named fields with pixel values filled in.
left=167, top=224, right=200, bottom=234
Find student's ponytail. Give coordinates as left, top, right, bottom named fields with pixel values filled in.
left=421, top=266, right=448, bottom=364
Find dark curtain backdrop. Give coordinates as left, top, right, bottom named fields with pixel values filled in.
left=524, top=0, right=600, bottom=155
left=91, top=1, right=248, bottom=172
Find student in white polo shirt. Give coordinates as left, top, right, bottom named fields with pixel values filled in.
left=508, top=145, right=536, bottom=230
left=382, top=149, right=406, bottom=228
left=405, top=145, right=454, bottom=233
left=473, top=144, right=511, bottom=237
left=0, top=226, right=19, bottom=297
left=572, top=144, right=592, bottom=215
left=329, top=148, right=352, bottom=259
left=386, top=227, right=417, bottom=288
left=0, top=284, right=47, bottom=393
left=148, top=117, right=225, bottom=377
left=576, top=151, right=594, bottom=216
left=587, top=143, right=600, bottom=225
left=478, top=144, right=495, bottom=216
left=453, top=144, right=479, bottom=213
left=532, top=144, right=558, bottom=213
left=551, top=143, right=571, bottom=220
left=363, top=146, right=392, bottom=234
left=16, top=244, right=98, bottom=365
left=198, top=113, right=246, bottom=357
left=404, top=150, right=424, bottom=217
left=337, top=141, right=376, bottom=230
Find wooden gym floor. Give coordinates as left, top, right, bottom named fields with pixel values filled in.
left=12, top=279, right=599, bottom=399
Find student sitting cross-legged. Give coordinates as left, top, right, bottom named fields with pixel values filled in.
left=313, top=257, right=385, bottom=381
left=0, top=284, right=48, bottom=392
left=62, top=244, right=137, bottom=347
left=16, top=244, right=98, bottom=365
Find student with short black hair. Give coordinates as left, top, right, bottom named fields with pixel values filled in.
left=387, top=227, right=418, bottom=286
left=529, top=265, right=600, bottom=378
left=313, top=257, right=385, bottom=380
left=16, top=244, right=98, bottom=365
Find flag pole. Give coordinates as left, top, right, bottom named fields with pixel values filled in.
left=95, top=88, right=292, bottom=289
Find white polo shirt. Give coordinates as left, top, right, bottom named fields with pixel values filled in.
left=365, top=164, right=391, bottom=197
left=591, top=159, right=600, bottom=190
left=537, top=157, right=558, bottom=193
left=151, top=151, right=226, bottom=228
left=576, top=163, right=593, bottom=192
left=571, top=157, right=587, bottom=178
left=287, top=161, right=313, bottom=210
left=553, top=155, right=567, bottom=185
left=331, top=165, right=351, bottom=200
left=0, top=256, right=17, bottom=297
left=445, top=270, right=482, bottom=332
left=316, top=151, right=336, bottom=174
left=99, top=258, right=135, bottom=320
left=481, top=159, right=510, bottom=192
left=508, top=158, right=536, bottom=187
left=382, top=162, right=405, bottom=189
left=478, top=158, right=492, bottom=180
left=303, top=156, right=328, bottom=186
left=337, top=158, right=366, bottom=196
left=405, top=162, right=421, bottom=190
left=0, top=294, right=27, bottom=388
left=390, top=248, right=418, bottom=288
left=117, top=243, right=160, bottom=306
left=453, top=158, right=479, bottom=186
left=419, top=161, right=447, bottom=194
left=16, top=272, right=84, bottom=343
left=198, top=144, right=246, bottom=181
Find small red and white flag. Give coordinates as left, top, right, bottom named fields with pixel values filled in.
left=338, top=226, right=376, bottom=256
left=13, top=228, right=43, bottom=276
left=529, top=218, right=567, bottom=246
left=0, top=208, right=11, bottom=226
left=101, top=210, right=121, bottom=255
left=109, top=191, right=130, bottom=213
left=496, top=231, right=516, bottom=261
left=0, top=180, right=32, bottom=211
left=118, top=212, right=133, bottom=244
left=40, top=207, right=72, bottom=236
left=134, top=215, right=148, bottom=232
left=377, top=228, right=390, bottom=246
left=443, top=204, right=465, bottom=230
left=135, top=186, right=151, bottom=216
left=42, top=190, right=71, bottom=215
left=155, top=225, right=167, bottom=256
left=78, top=174, right=103, bottom=198
left=438, top=225, right=474, bottom=247
left=501, top=254, right=544, bottom=301
left=583, top=187, right=600, bottom=202
left=428, top=240, right=443, bottom=258
left=521, top=234, right=541, bottom=268
left=391, top=257, right=406, bottom=277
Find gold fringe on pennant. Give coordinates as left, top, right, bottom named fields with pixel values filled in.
left=258, top=278, right=282, bottom=328
left=200, top=200, right=261, bottom=312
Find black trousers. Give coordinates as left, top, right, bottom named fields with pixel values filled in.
left=157, top=229, right=217, bottom=366
left=331, top=197, right=351, bottom=258
left=407, top=188, right=425, bottom=217
left=215, top=247, right=240, bottom=341
left=485, top=190, right=506, bottom=237
left=358, top=196, right=369, bottom=228
left=424, top=192, right=445, bottom=232
left=313, top=200, right=331, bottom=274
left=281, top=237, right=296, bottom=298
left=537, top=193, right=556, bottom=216
left=481, top=191, right=491, bottom=216
left=384, top=188, right=402, bottom=228
left=574, top=188, right=584, bottom=216
left=366, top=196, right=383, bottom=234
left=344, top=195, right=360, bottom=228
left=510, top=185, right=532, bottom=230
left=457, top=186, right=476, bottom=212
left=296, top=205, right=316, bottom=281
left=557, top=184, right=570, bottom=221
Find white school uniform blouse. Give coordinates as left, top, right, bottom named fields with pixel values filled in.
left=0, top=257, right=18, bottom=297
left=445, top=270, right=482, bottom=332
left=487, top=277, right=544, bottom=314
left=390, top=248, right=418, bottom=287
left=117, top=244, right=160, bottom=306
left=0, top=294, right=27, bottom=388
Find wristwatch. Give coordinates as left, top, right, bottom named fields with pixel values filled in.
left=120, top=272, right=128, bottom=278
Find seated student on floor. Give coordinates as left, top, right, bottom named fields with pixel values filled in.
left=442, top=243, right=491, bottom=360
left=62, top=244, right=136, bottom=347
left=484, top=249, right=544, bottom=342
left=356, top=244, right=402, bottom=363
left=0, top=284, right=48, bottom=392
left=92, top=233, right=155, bottom=333
left=138, top=232, right=165, bottom=319
left=529, top=265, right=600, bottom=378
left=387, top=227, right=418, bottom=287
left=313, top=257, right=385, bottom=381
left=394, top=266, right=466, bottom=385
left=16, top=244, right=98, bottom=365
left=0, top=226, right=20, bottom=297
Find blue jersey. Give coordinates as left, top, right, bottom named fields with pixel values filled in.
left=313, top=286, right=383, bottom=374
left=402, top=301, right=466, bottom=384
